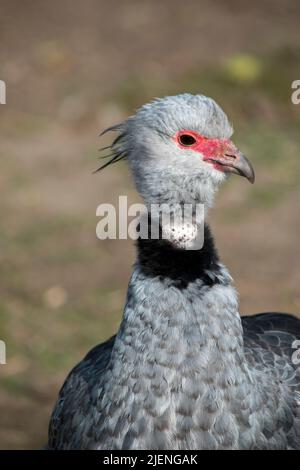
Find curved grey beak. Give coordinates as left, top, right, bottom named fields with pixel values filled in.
left=227, top=153, right=255, bottom=184
left=207, top=141, right=255, bottom=184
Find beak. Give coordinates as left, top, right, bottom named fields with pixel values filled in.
left=207, top=142, right=255, bottom=184
left=222, top=152, right=255, bottom=184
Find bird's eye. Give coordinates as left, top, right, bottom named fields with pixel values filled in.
left=178, top=134, right=197, bottom=146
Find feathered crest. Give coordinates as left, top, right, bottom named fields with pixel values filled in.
left=94, top=123, right=127, bottom=173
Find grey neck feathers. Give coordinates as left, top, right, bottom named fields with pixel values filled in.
left=98, top=224, right=285, bottom=449
left=117, top=223, right=247, bottom=376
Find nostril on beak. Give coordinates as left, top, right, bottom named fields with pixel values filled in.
left=224, top=153, right=237, bottom=159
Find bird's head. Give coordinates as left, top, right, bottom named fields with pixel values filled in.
left=98, top=93, right=254, bottom=212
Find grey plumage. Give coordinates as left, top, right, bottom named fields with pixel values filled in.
left=47, top=94, right=300, bottom=449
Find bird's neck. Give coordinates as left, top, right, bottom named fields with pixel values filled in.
left=103, top=225, right=272, bottom=449
left=113, top=224, right=250, bottom=384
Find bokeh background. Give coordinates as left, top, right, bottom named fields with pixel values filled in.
left=0, top=0, right=300, bottom=449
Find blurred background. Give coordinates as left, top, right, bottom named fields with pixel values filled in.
left=0, top=0, right=299, bottom=449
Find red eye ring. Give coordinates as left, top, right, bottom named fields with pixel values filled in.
left=178, top=133, right=197, bottom=146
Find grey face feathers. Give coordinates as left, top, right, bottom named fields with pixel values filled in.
left=97, top=93, right=252, bottom=207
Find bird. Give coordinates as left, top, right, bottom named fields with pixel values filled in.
left=47, top=93, right=300, bottom=450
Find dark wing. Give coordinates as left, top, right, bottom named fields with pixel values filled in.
left=242, top=313, right=300, bottom=449
left=242, top=312, right=300, bottom=354
left=47, top=335, right=116, bottom=449
left=242, top=312, right=300, bottom=387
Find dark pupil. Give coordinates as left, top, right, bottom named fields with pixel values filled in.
left=179, top=134, right=196, bottom=146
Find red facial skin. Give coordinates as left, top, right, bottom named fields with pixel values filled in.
left=174, top=130, right=239, bottom=171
